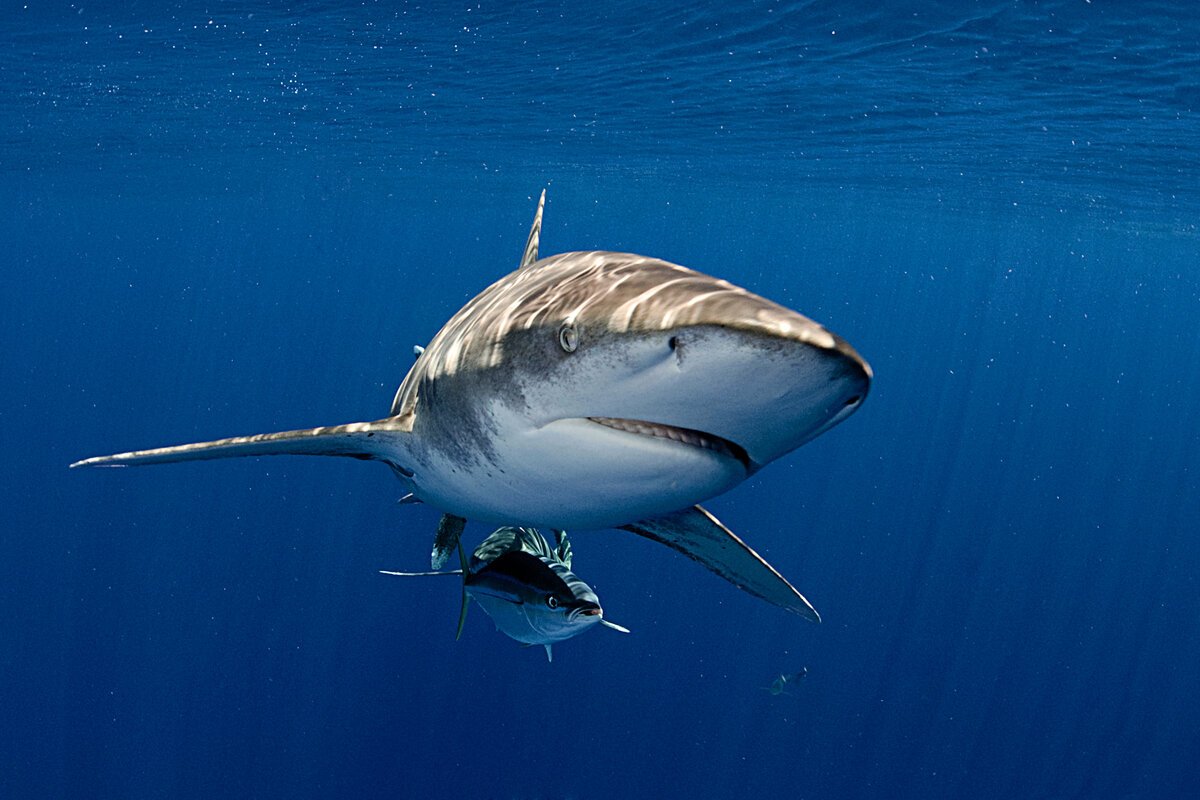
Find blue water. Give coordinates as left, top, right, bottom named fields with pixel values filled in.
left=3, top=2, right=1199, bottom=798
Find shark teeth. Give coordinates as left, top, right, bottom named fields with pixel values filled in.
left=587, top=417, right=750, bottom=470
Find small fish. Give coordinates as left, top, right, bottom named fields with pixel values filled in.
left=764, top=667, right=808, bottom=696
left=381, top=527, right=628, bottom=661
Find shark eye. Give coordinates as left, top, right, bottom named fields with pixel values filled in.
left=545, top=595, right=560, bottom=609
left=558, top=323, right=579, bottom=353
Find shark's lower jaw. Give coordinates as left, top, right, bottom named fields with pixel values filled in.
left=587, top=417, right=752, bottom=472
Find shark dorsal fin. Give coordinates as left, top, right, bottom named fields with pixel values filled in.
left=519, top=189, right=546, bottom=269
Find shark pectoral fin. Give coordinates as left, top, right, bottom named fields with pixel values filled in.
left=432, top=513, right=467, bottom=570
left=599, top=619, right=631, bottom=634
left=455, top=541, right=470, bottom=641
left=70, top=418, right=412, bottom=469
left=543, top=644, right=553, bottom=662
left=621, top=506, right=821, bottom=623
left=518, top=189, right=547, bottom=269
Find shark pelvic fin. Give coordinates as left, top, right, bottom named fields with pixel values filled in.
left=519, top=189, right=546, bottom=269
left=621, top=505, right=821, bottom=622
left=432, top=513, right=467, bottom=570
left=70, top=418, right=412, bottom=469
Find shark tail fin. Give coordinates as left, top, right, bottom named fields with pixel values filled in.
left=455, top=540, right=471, bottom=641
left=70, top=418, right=411, bottom=469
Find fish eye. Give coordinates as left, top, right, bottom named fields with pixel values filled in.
left=545, top=595, right=559, bottom=608
left=558, top=323, right=578, bottom=353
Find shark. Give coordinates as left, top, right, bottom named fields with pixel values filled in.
left=71, top=191, right=871, bottom=622
left=381, top=526, right=629, bottom=662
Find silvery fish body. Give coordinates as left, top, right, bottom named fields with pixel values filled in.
left=381, top=526, right=628, bottom=661
left=465, top=527, right=617, bottom=655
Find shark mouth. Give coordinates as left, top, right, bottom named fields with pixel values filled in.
left=588, top=417, right=751, bottom=471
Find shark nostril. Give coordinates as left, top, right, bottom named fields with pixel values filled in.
left=669, top=334, right=685, bottom=367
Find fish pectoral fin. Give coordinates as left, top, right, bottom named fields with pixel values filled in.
left=465, top=585, right=523, bottom=604
left=599, top=619, right=631, bottom=634
left=620, top=505, right=821, bottom=622
left=455, top=541, right=470, bottom=641
left=378, top=569, right=463, bottom=577
left=432, top=514, right=467, bottom=570
left=70, top=418, right=413, bottom=469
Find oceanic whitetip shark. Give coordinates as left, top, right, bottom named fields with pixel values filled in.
left=381, top=526, right=629, bottom=662
left=71, top=191, right=871, bottom=622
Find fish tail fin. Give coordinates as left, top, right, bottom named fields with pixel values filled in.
left=70, top=418, right=411, bottom=469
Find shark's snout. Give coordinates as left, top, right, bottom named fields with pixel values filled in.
left=624, top=319, right=871, bottom=469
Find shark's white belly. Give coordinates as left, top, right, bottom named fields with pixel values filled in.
left=409, top=413, right=746, bottom=530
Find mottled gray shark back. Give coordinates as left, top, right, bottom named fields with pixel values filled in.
left=390, top=250, right=861, bottom=421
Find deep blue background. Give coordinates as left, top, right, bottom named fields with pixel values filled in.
left=3, top=2, right=1199, bottom=798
